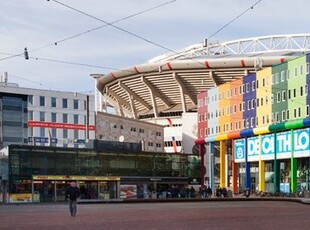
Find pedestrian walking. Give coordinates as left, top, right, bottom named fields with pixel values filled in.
left=66, top=182, right=80, bottom=217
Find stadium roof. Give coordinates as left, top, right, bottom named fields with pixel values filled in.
left=92, top=34, right=310, bottom=119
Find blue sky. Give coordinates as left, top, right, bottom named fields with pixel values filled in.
left=0, top=0, right=309, bottom=93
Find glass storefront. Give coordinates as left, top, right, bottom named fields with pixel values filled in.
left=7, top=145, right=193, bottom=203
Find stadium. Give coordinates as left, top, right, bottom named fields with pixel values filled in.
left=92, top=34, right=310, bottom=156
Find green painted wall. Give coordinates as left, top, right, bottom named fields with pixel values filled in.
left=287, top=55, right=307, bottom=120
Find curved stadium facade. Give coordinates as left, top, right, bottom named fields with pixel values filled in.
left=92, top=34, right=310, bottom=154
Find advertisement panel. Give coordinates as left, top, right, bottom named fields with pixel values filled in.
left=293, top=128, right=310, bottom=158
left=261, top=134, right=275, bottom=160
left=120, top=185, right=137, bottom=199
left=247, top=136, right=259, bottom=162
left=234, top=139, right=245, bottom=163
left=234, top=128, right=310, bottom=163
left=9, top=193, right=32, bottom=203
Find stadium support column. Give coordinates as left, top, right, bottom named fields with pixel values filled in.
left=258, top=135, right=265, bottom=192
left=220, top=140, right=226, bottom=188
left=244, top=137, right=251, bottom=190
left=290, top=129, right=297, bottom=193
left=231, top=140, right=238, bottom=193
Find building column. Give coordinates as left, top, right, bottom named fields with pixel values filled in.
left=231, top=140, right=238, bottom=193
left=220, top=140, right=226, bottom=188
left=245, top=137, right=251, bottom=190
left=209, top=143, right=214, bottom=190
left=290, top=129, right=297, bottom=193
left=273, top=132, right=280, bottom=193
left=258, top=135, right=265, bottom=192
left=199, top=144, right=205, bottom=188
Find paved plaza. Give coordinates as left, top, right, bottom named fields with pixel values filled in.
left=0, top=200, right=309, bottom=230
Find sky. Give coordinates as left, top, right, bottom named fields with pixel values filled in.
left=0, top=0, right=309, bottom=94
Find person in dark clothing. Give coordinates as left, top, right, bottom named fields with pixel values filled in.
left=66, top=182, right=80, bottom=217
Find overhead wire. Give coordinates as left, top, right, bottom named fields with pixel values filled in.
left=0, top=0, right=177, bottom=67
left=31, top=0, right=178, bottom=53
left=47, top=0, right=264, bottom=76
left=49, top=0, right=176, bottom=53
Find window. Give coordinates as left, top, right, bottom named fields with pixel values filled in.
left=282, top=110, right=286, bottom=121
left=40, top=112, right=45, bottom=121
left=74, top=114, right=79, bottom=124
left=40, top=128, right=45, bottom=137
left=288, top=90, right=291, bottom=99
left=63, top=98, right=68, bottom=108
left=306, top=105, right=309, bottom=116
left=300, top=65, right=304, bottom=75
left=293, top=89, right=296, bottom=98
left=295, top=67, right=298, bottom=77
left=74, top=99, right=79, bottom=109
left=262, top=116, right=265, bottom=124
left=63, top=129, right=68, bottom=138
left=277, top=92, right=281, bottom=103
left=246, top=83, right=250, bottom=92
left=40, top=96, right=45, bottom=106
left=51, top=97, right=56, bottom=107
left=262, top=78, right=265, bottom=87
left=251, top=117, right=254, bottom=127
left=63, top=114, right=68, bottom=123
left=286, top=110, right=290, bottom=120
left=28, top=111, right=33, bottom=120
left=287, top=69, right=290, bottom=80
left=282, top=91, right=286, bottom=101
left=51, top=113, right=57, bottom=122
left=252, top=81, right=256, bottom=91
left=275, top=73, right=279, bottom=84
left=307, top=62, right=310, bottom=74
left=275, top=112, right=279, bottom=122
left=256, top=98, right=260, bottom=108
left=281, top=71, right=285, bottom=82
left=300, top=86, right=304, bottom=96
left=51, top=129, right=56, bottom=137
left=28, top=95, right=33, bottom=105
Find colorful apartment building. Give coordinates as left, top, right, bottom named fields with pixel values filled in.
left=196, top=53, right=310, bottom=195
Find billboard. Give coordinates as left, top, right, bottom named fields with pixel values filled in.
left=234, top=128, right=310, bottom=162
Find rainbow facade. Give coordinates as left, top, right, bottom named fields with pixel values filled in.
left=196, top=53, right=310, bottom=194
